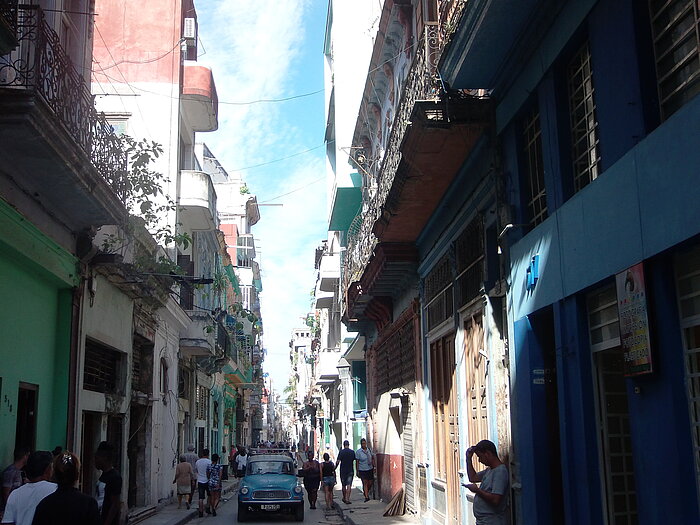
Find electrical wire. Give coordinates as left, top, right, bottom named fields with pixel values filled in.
left=259, top=176, right=326, bottom=203
left=98, top=39, right=185, bottom=71
left=231, top=140, right=332, bottom=172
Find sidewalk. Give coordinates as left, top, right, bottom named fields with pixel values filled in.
left=333, top=483, right=421, bottom=525
left=133, top=478, right=239, bottom=525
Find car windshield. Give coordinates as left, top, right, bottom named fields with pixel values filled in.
left=247, top=460, right=294, bottom=475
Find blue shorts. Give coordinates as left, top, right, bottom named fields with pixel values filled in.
left=322, top=475, right=336, bottom=487
left=340, top=472, right=354, bottom=487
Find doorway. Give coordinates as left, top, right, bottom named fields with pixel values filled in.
left=127, top=404, right=150, bottom=508
left=15, top=383, right=38, bottom=452
left=81, top=411, right=102, bottom=496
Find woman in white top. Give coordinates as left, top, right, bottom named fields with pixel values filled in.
left=235, top=447, right=248, bottom=478
left=355, top=438, right=374, bottom=502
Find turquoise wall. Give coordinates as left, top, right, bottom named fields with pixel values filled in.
left=0, top=251, right=72, bottom=462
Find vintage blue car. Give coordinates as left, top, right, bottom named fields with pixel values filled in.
left=237, top=454, right=304, bottom=522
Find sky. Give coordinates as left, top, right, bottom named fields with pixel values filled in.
left=196, top=1, right=329, bottom=393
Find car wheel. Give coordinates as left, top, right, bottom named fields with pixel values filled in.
left=237, top=502, right=248, bottom=522
left=294, top=502, right=304, bottom=522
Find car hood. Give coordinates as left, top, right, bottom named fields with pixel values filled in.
left=242, top=474, right=298, bottom=491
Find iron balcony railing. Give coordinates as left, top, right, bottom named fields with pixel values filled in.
left=0, top=5, right=127, bottom=202
left=342, top=4, right=468, bottom=305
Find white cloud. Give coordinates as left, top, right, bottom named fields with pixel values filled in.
left=196, top=0, right=326, bottom=391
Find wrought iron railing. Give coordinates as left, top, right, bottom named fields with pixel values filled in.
left=0, top=1, right=18, bottom=34
left=0, top=5, right=127, bottom=202
left=342, top=2, right=468, bottom=307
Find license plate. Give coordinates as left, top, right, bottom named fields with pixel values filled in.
left=260, top=504, right=280, bottom=511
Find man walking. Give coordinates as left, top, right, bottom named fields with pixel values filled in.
left=1, top=451, right=56, bottom=525
left=183, top=444, right=198, bottom=508
left=335, top=440, right=355, bottom=504
left=194, top=449, right=212, bottom=518
left=464, top=440, right=509, bottom=525
left=94, top=442, right=122, bottom=525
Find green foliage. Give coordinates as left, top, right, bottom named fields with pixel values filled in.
left=239, top=183, right=250, bottom=195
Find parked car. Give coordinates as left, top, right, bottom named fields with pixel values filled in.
left=237, top=454, right=304, bottom=522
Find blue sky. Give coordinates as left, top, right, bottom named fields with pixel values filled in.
left=197, top=1, right=328, bottom=392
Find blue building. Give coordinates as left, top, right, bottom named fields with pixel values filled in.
left=442, top=0, right=700, bottom=524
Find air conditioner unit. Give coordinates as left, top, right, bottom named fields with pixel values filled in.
left=183, top=18, right=196, bottom=40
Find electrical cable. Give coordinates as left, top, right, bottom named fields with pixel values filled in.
left=259, top=176, right=326, bottom=203
left=98, top=39, right=185, bottom=71
left=231, top=141, right=331, bottom=172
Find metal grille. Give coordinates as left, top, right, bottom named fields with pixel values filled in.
left=83, top=340, right=122, bottom=394
left=195, top=385, right=208, bottom=420
left=425, top=255, right=452, bottom=302
left=0, top=5, right=127, bottom=200
left=455, top=217, right=484, bottom=308
left=522, top=106, right=548, bottom=226
left=427, top=286, right=454, bottom=331
left=676, top=246, right=700, bottom=504
left=374, top=311, right=417, bottom=396
left=649, top=0, right=700, bottom=119
left=426, top=254, right=454, bottom=331
left=417, top=465, right=428, bottom=513
left=568, top=42, right=601, bottom=193
left=252, top=490, right=290, bottom=499
left=402, top=397, right=415, bottom=513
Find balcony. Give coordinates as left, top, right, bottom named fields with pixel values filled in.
left=342, top=6, right=492, bottom=321
left=181, top=61, right=218, bottom=132
left=179, top=170, right=217, bottom=231
left=0, top=5, right=127, bottom=230
left=328, top=171, right=362, bottom=232
left=318, top=252, right=340, bottom=292
left=180, top=310, right=216, bottom=357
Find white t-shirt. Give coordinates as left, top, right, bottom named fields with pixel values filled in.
left=1, top=480, right=57, bottom=525
left=195, top=458, right=212, bottom=484
left=235, top=454, right=248, bottom=471
left=356, top=447, right=373, bottom=471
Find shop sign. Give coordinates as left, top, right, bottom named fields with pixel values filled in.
left=616, top=263, right=653, bottom=376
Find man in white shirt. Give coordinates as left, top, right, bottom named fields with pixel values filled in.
left=1, top=451, right=56, bottom=525
left=194, top=449, right=212, bottom=518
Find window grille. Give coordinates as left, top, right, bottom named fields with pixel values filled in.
left=522, top=106, right=548, bottom=226
left=83, top=339, right=122, bottom=394
left=195, top=385, right=208, bottom=420
left=568, top=41, right=601, bottom=193
left=587, top=286, right=638, bottom=525
left=425, top=255, right=454, bottom=331
left=373, top=313, right=417, bottom=396
left=649, top=0, right=700, bottom=119
left=676, top=245, right=700, bottom=503
left=430, top=334, right=456, bottom=481
left=455, top=217, right=484, bottom=308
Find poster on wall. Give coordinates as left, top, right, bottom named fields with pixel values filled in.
left=616, top=263, right=653, bottom=376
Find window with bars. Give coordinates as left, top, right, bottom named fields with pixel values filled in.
left=455, top=217, right=484, bottom=308
left=373, top=314, right=417, bottom=396
left=568, top=41, right=601, bottom=193
left=522, top=106, right=548, bottom=226
left=195, top=385, right=208, bottom=420
left=83, top=339, right=124, bottom=394
left=425, top=255, right=454, bottom=332
left=675, top=245, right=700, bottom=504
left=648, top=0, right=700, bottom=119
left=587, top=286, right=638, bottom=525
left=464, top=315, right=488, bottom=447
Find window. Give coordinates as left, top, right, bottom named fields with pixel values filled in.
left=455, top=216, right=484, bottom=308
left=522, top=106, right=547, bottom=226
left=587, top=286, right=638, bottom=525
left=568, top=41, right=601, bottom=193
left=160, top=358, right=168, bottom=395
left=83, top=339, right=123, bottom=394
left=675, top=245, right=700, bottom=503
left=425, top=255, right=454, bottom=332
left=648, top=0, right=700, bottom=119
left=430, top=334, right=455, bottom=481
left=195, top=385, right=208, bottom=420
left=178, top=368, right=191, bottom=399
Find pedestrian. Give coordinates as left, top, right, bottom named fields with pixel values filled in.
left=206, top=454, right=223, bottom=517
left=464, top=440, right=509, bottom=525
left=335, top=440, right=355, bottom=504
left=220, top=446, right=229, bottom=480
left=31, top=451, right=100, bottom=525
left=194, top=449, right=212, bottom=518
left=183, top=444, right=198, bottom=507
left=2, top=447, right=29, bottom=509
left=301, top=450, right=321, bottom=509
left=173, top=455, right=194, bottom=510
left=321, top=453, right=336, bottom=510
left=235, top=447, right=248, bottom=478
left=1, top=451, right=55, bottom=525
left=94, top=442, right=122, bottom=525
left=355, top=438, right=374, bottom=502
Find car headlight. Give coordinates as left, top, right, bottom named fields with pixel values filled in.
left=293, top=485, right=303, bottom=494
left=240, top=486, right=249, bottom=495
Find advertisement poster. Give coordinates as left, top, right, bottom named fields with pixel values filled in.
left=616, top=263, right=653, bottom=376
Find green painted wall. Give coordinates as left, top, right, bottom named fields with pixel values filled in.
left=0, top=252, right=72, bottom=463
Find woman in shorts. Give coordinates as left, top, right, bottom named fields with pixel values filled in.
left=301, top=450, right=321, bottom=509
left=321, top=452, right=336, bottom=510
